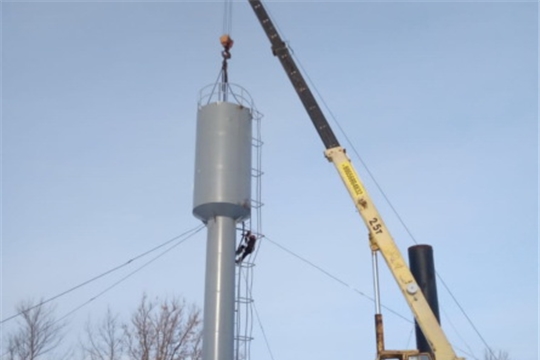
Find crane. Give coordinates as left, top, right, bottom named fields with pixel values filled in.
left=245, top=1, right=465, bottom=360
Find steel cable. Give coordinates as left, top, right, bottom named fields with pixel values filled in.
left=1, top=224, right=204, bottom=325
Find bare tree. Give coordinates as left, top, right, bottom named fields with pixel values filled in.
left=4, top=300, right=64, bottom=360
left=81, top=308, right=124, bottom=360
left=78, top=294, right=202, bottom=360
left=123, top=294, right=202, bottom=360
left=484, top=349, right=511, bottom=360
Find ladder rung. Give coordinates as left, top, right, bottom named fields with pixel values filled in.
left=235, top=335, right=254, bottom=341
left=236, top=297, right=254, bottom=304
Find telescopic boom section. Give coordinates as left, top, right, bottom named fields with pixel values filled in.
left=247, top=0, right=339, bottom=150
left=247, top=1, right=463, bottom=360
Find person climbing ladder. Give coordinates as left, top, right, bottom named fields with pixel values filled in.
left=236, top=231, right=257, bottom=264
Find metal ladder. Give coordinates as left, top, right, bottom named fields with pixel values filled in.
left=234, top=109, right=263, bottom=360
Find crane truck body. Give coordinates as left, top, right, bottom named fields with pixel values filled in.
left=245, top=1, right=464, bottom=360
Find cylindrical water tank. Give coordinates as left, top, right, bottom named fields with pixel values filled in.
left=193, top=101, right=252, bottom=221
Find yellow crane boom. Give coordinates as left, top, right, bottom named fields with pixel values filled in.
left=246, top=1, right=464, bottom=359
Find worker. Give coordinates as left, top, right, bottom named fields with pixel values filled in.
left=236, top=231, right=257, bottom=264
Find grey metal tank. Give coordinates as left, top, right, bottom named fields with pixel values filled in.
left=193, top=83, right=255, bottom=360
left=193, top=101, right=252, bottom=222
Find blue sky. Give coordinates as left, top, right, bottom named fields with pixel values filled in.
left=1, top=1, right=538, bottom=360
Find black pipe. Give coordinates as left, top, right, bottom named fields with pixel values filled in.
left=408, top=244, right=440, bottom=356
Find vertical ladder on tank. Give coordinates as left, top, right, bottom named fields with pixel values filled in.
left=234, top=109, right=263, bottom=360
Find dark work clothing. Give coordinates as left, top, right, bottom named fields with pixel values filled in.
left=236, top=234, right=257, bottom=264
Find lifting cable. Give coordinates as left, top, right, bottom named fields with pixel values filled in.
left=222, top=0, right=232, bottom=36
left=219, top=0, right=234, bottom=100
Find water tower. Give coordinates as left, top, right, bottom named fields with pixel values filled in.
left=193, top=76, right=255, bottom=360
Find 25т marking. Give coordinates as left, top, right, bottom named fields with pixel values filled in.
left=369, top=217, right=383, bottom=234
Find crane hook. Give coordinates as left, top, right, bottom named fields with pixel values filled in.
left=220, top=34, right=234, bottom=86
left=220, top=34, right=234, bottom=60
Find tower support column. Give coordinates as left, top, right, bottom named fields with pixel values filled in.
left=202, top=216, right=236, bottom=360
